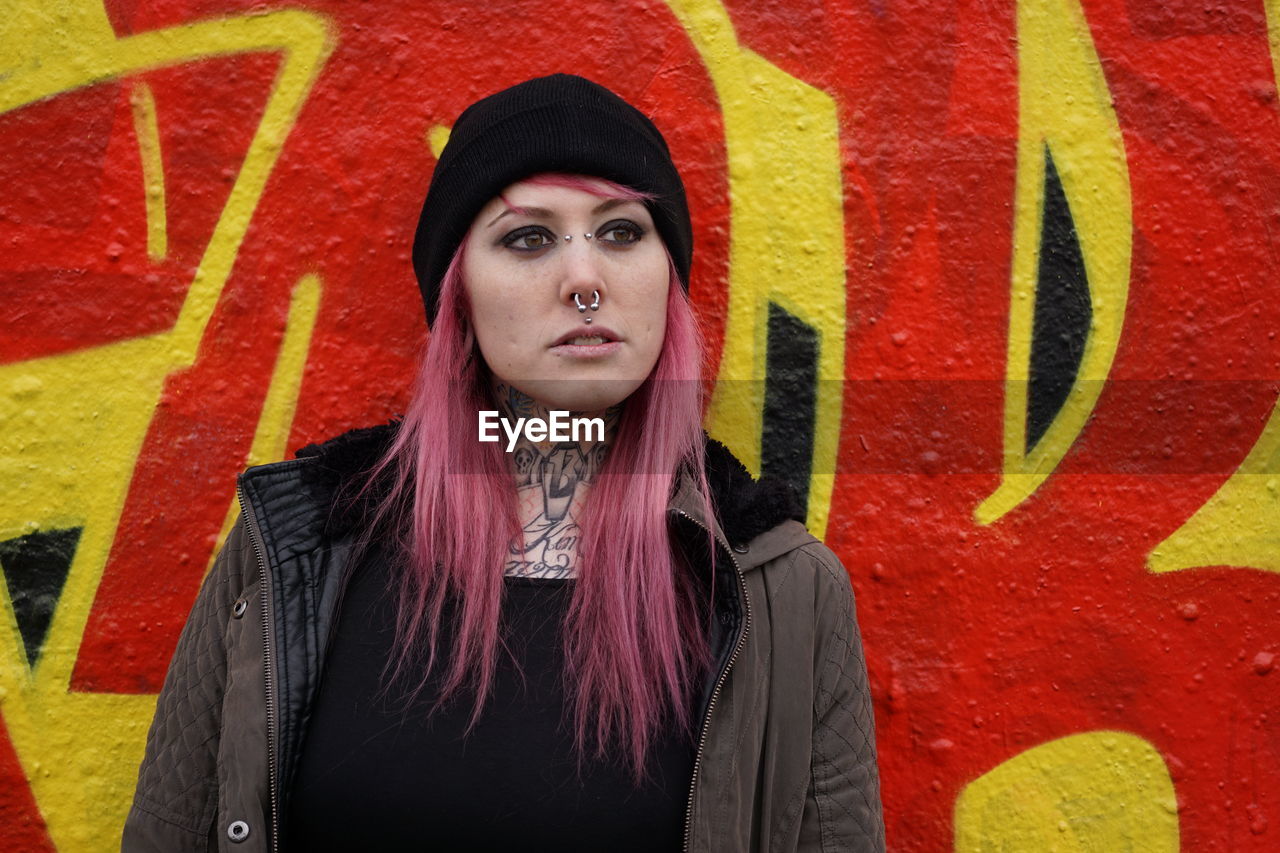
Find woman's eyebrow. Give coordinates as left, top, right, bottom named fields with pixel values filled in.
left=488, top=206, right=549, bottom=227
left=591, top=198, right=630, bottom=215
left=486, top=197, right=633, bottom=228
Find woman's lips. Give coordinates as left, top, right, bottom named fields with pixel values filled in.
left=550, top=325, right=621, bottom=357
left=550, top=322, right=619, bottom=345
left=550, top=339, right=622, bottom=358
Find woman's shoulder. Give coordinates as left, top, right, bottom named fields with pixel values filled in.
left=295, top=420, right=400, bottom=498
left=293, top=420, right=399, bottom=479
left=749, top=533, right=857, bottom=602
left=236, top=420, right=401, bottom=544
left=700, top=434, right=807, bottom=549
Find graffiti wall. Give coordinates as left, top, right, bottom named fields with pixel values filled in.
left=1, top=0, right=1277, bottom=849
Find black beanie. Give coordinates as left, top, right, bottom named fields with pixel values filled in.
left=412, top=74, right=693, bottom=326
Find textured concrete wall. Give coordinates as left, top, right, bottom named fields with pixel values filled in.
left=2, top=0, right=1278, bottom=850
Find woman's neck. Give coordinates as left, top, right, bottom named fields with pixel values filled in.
left=492, top=382, right=620, bottom=579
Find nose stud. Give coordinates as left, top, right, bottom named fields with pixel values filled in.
left=572, top=290, right=602, bottom=313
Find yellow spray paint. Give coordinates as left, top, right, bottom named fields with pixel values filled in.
left=127, top=81, right=166, bottom=261
left=1141, top=0, right=1280, bottom=572
left=0, top=1, right=333, bottom=847
left=208, top=275, right=324, bottom=562
left=955, top=731, right=1179, bottom=852
left=663, top=0, right=846, bottom=538
left=1266, top=0, right=1280, bottom=95
left=1149, top=400, right=1280, bottom=573
left=428, top=123, right=451, bottom=159
left=975, top=0, right=1131, bottom=525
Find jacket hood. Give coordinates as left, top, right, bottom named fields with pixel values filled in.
left=292, top=421, right=809, bottom=562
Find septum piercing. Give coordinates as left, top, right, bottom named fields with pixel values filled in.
left=572, top=290, right=602, bottom=313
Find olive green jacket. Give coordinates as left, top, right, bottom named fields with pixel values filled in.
left=122, top=428, right=884, bottom=852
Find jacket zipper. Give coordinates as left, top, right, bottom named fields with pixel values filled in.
left=676, top=509, right=751, bottom=853
left=237, top=481, right=280, bottom=853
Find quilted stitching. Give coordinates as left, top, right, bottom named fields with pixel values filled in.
left=714, top=556, right=801, bottom=831
left=806, top=546, right=885, bottom=850
left=129, top=520, right=252, bottom=837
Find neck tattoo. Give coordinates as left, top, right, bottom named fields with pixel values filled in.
left=493, top=383, right=620, bottom=579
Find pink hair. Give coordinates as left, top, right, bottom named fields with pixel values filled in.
left=363, top=173, right=716, bottom=784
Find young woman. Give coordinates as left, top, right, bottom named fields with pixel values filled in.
left=123, top=74, right=884, bottom=852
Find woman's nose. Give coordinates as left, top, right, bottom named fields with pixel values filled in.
left=558, top=238, right=607, bottom=311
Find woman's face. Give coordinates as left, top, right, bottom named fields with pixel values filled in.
left=461, top=179, right=670, bottom=413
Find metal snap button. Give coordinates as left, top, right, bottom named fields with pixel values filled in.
left=732, top=543, right=749, bottom=554
left=232, top=598, right=248, bottom=618
left=227, top=820, right=250, bottom=842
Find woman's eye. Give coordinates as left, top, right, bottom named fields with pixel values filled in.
left=501, top=227, right=556, bottom=251
left=597, top=220, right=643, bottom=245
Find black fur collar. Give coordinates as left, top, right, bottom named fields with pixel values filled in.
left=295, top=421, right=804, bottom=548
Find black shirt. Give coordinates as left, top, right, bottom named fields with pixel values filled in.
left=288, top=554, right=697, bottom=851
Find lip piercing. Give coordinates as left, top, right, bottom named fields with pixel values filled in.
left=573, top=290, right=602, bottom=313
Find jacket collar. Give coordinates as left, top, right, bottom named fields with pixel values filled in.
left=293, top=421, right=810, bottom=570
